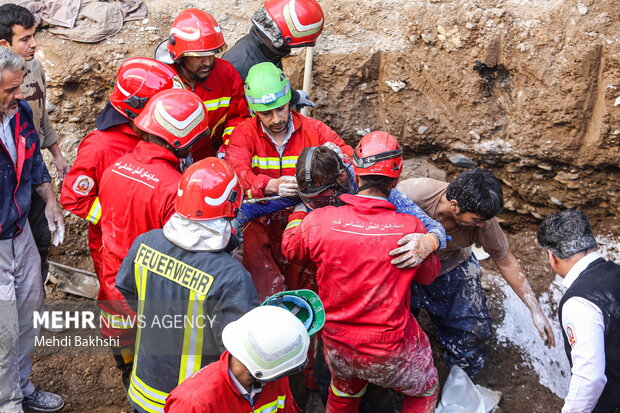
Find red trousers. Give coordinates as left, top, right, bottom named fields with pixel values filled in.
left=324, top=318, right=438, bottom=413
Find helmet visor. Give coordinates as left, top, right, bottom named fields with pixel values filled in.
left=353, top=148, right=403, bottom=169
left=181, top=44, right=228, bottom=57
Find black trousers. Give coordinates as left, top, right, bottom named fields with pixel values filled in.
left=28, top=190, right=51, bottom=286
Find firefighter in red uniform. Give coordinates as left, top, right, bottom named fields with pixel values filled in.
left=164, top=305, right=308, bottom=413
left=282, top=132, right=441, bottom=413
left=154, top=8, right=250, bottom=160
left=97, top=88, right=210, bottom=387
left=60, top=57, right=182, bottom=278
left=224, top=62, right=353, bottom=300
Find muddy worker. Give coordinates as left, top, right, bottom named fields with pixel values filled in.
left=0, top=47, right=64, bottom=413
left=224, top=61, right=353, bottom=300
left=97, top=89, right=209, bottom=388
left=0, top=4, right=70, bottom=287
left=164, top=305, right=309, bottom=412
left=283, top=132, right=441, bottom=412
left=537, top=210, right=620, bottom=413
left=394, top=169, right=555, bottom=377
left=154, top=8, right=249, bottom=160
left=116, top=158, right=259, bottom=413
left=223, top=0, right=324, bottom=108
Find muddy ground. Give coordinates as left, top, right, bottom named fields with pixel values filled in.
left=19, top=0, right=620, bottom=410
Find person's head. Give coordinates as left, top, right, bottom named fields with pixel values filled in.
left=0, top=47, right=25, bottom=118
left=154, top=9, right=226, bottom=82
left=445, top=168, right=503, bottom=228
left=245, top=62, right=291, bottom=134
left=252, top=0, right=324, bottom=50
left=109, top=57, right=184, bottom=120
left=175, top=157, right=243, bottom=221
left=537, top=210, right=597, bottom=276
left=295, top=146, right=351, bottom=209
left=353, top=131, right=403, bottom=197
left=0, top=4, right=37, bottom=61
left=222, top=306, right=310, bottom=386
left=133, top=89, right=210, bottom=158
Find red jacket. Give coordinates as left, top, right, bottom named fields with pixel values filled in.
left=164, top=351, right=298, bottom=413
left=225, top=111, right=353, bottom=199
left=60, top=124, right=141, bottom=272
left=167, top=58, right=250, bottom=160
left=99, top=141, right=180, bottom=261
left=282, top=194, right=441, bottom=346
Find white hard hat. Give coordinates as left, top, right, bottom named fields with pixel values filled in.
left=222, top=306, right=310, bottom=381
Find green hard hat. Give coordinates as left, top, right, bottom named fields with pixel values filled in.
left=244, top=62, right=292, bottom=112
left=261, top=289, right=325, bottom=336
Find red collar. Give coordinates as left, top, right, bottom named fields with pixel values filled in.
left=339, top=193, right=396, bottom=211
left=132, top=141, right=180, bottom=169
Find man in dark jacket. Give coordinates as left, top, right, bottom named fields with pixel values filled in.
left=116, top=158, right=259, bottom=413
left=537, top=210, right=620, bottom=413
left=222, top=0, right=324, bottom=108
left=0, top=47, right=64, bottom=413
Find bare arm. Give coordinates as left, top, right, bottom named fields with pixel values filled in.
left=494, top=251, right=555, bottom=347
left=46, top=143, right=69, bottom=182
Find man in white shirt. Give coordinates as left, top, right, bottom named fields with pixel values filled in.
left=537, top=210, right=620, bottom=413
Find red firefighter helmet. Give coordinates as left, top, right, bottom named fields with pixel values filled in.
left=133, top=89, right=210, bottom=151
left=176, top=157, right=243, bottom=220
left=257, top=0, right=324, bottom=48
left=109, top=57, right=184, bottom=120
left=353, top=131, right=403, bottom=178
left=155, top=9, right=227, bottom=64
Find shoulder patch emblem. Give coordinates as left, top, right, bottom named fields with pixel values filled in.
left=73, top=175, right=95, bottom=196
left=566, top=323, right=576, bottom=347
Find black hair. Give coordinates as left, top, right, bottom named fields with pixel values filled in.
left=0, top=4, right=35, bottom=45
left=357, top=175, right=396, bottom=197
left=446, top=168, right=503, bottom=220
left=296, top=146, right=342, bottom=192
left=537, top=210, right=597, bottom=259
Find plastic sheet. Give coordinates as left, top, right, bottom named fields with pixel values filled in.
left=436, top=366, right=501, bottom=413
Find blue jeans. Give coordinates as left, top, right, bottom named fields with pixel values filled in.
left=411, top=254, right=493, bottom=376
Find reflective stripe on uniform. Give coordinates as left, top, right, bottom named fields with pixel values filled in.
left=86, top=197, right=102, bottom=224
left=100, top=309, right=134, bottom=330
left=222, top=126, right=234, bottom=137
left=203, top=97, right=231, bottom=110
left=254, top=395, right=286, bottom=413
left=330, top=384, right=367, bottom=398
left=251, top=155, right=298, bottom=170
left=178, top=290, right=207, bottom=385
left=285, top=219, right=302, bottom=230
left=128, top=373, right=167, bottom=413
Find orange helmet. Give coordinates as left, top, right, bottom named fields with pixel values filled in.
left=133, top=89, right=210, bottom=151
left=353, top=131, right=403, bottom=178
left=109, top=57, right=184, bottom=120
left=253, top=0, right=324, bottom=48
left=176, top=157, right=243, bottom=220
left=155, top=9, right=227, bottom=64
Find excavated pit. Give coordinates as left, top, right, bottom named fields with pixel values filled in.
left=30, top=0, right=620, bottom=411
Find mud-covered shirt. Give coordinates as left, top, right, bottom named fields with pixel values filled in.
left=21, top=59, right=58, bottom=149
left=397, top=178, right=510, bottom=275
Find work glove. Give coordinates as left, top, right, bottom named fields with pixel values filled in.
left=322, top=142, right=343, bottom=160
left=45, top=201, right=65, bottom=246
left=389, top=232, right=439, bottom=268
left=293, top=89, right=316, bottom=109
left=278, top=176, right=298, bottom=197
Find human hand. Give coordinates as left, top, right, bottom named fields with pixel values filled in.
left=54, top=154, right=70, bottom=183
left=530, top=307, right=556, bottom=347
left=294, top=90, right=316, bottom=108
left=389, top=232, right=439, bottom=268
left=277, top=176, right=298, bottom=197
left=322, top=142, right=343, bottom=160
left=45, top=200, right=65, bottom=246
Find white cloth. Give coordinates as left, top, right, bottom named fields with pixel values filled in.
left=0, top=114, right=17, bottom=164
left=261, top=115, right=294, bottom=157
left=163, top=214, right=231, bottom=252
left=560, top=252, right=607, bottom=413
